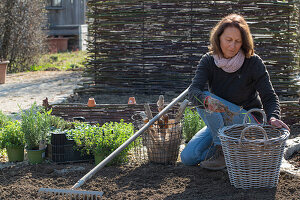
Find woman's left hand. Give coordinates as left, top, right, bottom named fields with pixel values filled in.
left=269, top=117, right=290, bottom=131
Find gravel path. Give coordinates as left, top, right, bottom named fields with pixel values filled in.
left=0, top=71, right=82, bottom=118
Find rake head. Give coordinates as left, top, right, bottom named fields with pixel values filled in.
left=38, top=188, right=103, bottom=199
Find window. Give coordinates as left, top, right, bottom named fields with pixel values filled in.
left=51, top=0, right=62, bottom=7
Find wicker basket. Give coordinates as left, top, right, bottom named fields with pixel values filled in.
left=142, top=120, right=182, bottom=164
left=219, top=109, right=290, bottom=189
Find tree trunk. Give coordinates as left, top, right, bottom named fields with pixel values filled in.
left=1, top=0, right=16, bottom=62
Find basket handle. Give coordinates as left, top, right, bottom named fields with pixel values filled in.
left=243, top=108, right=267, bottom=125
left=239, top=125, right=269, bottom=145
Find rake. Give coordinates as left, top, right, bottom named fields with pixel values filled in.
left=38, top=88, right=189, bottom=199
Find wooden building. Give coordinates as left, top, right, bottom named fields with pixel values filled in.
left=46, top=0, right=88, bottom=52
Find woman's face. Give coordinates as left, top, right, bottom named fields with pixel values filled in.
left=219, top=26, right=242, bottom=58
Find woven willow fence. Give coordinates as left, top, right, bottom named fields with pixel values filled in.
left=80, top=0, right=299, bottom=100
left=50, top=101, right=299, bottom=127
left=50, top=103, right=180, bottom=126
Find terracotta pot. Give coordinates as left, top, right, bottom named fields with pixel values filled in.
left=87, top=98, right=96, bottom=107
left=128, top=97, right=136, bottom=104
left=0, top=61, right=9, bottom=84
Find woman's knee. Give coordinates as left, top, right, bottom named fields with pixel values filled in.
left=180, top=127, right=213, bottom=165
left=180, top=148, right=199, bottom=166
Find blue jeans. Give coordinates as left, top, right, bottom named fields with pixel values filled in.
left=180, top=91, right=257, bottom=166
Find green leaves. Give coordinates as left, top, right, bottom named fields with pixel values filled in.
left=182, top=107, right=205, bottom=143
left=0, top=121, right=25, bottom=149
left=48, top=115, right=74, bottom=131
left=67, top=119, right=135, bottom=165
left=0, top=110, right=11, bottom=128
left=0, top=111, right=18, bottom=150
left=20, top=103, right=51, bottom=150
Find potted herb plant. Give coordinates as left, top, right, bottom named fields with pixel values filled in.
left=20, top=103, right=51, bottom=164
left=70, top=120, right=135, bottom=165
left=0, top=121, right=25, bottom=162
left=94, top=120, right=135, bottom=165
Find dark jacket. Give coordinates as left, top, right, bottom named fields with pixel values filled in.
left=188, top=53, right=281, bottom=121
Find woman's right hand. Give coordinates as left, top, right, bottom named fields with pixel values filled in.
left=205, top=96, right=226, bottom=113
left=269, top=117, right=290, bottom=131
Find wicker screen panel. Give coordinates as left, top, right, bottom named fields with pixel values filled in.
left=50, top=103, right=180, bottom=126
left=50, top=101, right=299, bottom=127
left=81, top=0, right=299, bottom=99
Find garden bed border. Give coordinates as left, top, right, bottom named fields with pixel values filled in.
left=49, top=101, right=300, bottom=127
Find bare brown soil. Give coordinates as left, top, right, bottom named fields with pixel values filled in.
left=290, top=151, right=300, bottom=168
left=0, top=161, right=299, bottom=200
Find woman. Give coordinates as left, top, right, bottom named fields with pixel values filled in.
left=180, top=14, right=290, bottom=170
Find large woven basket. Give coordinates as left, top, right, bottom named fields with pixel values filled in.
left=142, top=120, right=182, bottom=164
left=219, top=109, right=290, bottom=189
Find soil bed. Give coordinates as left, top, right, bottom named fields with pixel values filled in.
left=290, top=151, right=300, bottom=168
left=0, top=161, right=299, bottom=200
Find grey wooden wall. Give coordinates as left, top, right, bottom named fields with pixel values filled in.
left=47, top=0, right=86, bottom=26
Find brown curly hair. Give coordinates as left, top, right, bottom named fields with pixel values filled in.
left=208, top=14, right=254, bottom=58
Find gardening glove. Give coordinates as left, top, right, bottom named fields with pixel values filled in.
left=205, top=96, right=226, bottom=113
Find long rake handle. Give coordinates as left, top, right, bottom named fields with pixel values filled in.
left=72, top=87, right=189, bottom=189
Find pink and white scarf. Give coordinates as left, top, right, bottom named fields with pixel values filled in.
left=213, top=50, right=245, bottom=73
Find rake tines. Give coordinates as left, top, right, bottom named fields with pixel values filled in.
left=38, top=188, right=103, bottom=199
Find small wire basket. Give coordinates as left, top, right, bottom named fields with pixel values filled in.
left=219, top=108, right=290, bottom=189
left=142, top=119, right=182, bottom=164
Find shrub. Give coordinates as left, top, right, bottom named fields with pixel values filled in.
left=48, top=115, right=74, bottom=131
left=0, top=111, right=11, bottom=128
left=0, top=121, right=25, bottom=149
left=182, top=107, right=205, bottom=143
left=96, top=120, right=135, bottom=164
left=20, top=103, right=51, bottom=150
left=68, top=120, right=135, bottom=165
